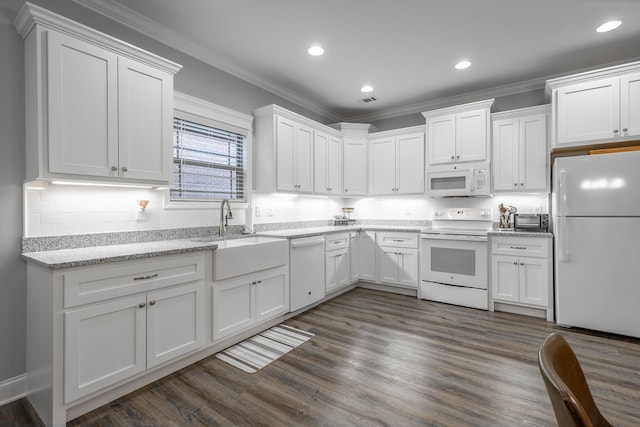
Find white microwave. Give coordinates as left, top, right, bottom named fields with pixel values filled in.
left=427, top=162, right=491, bottom=197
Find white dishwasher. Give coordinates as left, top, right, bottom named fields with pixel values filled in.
left=289, top=235, right=326, bottom=312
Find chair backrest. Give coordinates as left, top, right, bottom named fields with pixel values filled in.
left=538, top=333, right=612, bottom=427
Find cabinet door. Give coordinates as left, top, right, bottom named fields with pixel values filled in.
left=276, top=116, right=297, bottom=191
left=396, top=132, right=425, bottom=194
left=492, top=118, right=519, bottom=191
left=519, top=114, right=548, bottom=192
left=428, top=114, right=456, bottom=164
left=327, top=136, right=343, bottom=195
left=519, top=257, right=548, bottom=307
left=47, top=31, right=118, bottom=178
left=313, top=131, right=329, bottom=194
left=326, top=248, right=348, bottom=293
left=491, top=255, right=519, bottom=302
left=255, top=268, right=289, bottom=322
left=620, top=72, right=640, bottom=138
left=295, top=124, right=314, bottom=192
left=118, top=57, right=172, bottom=183
left=146, top=282, right=204, bottom=368
left=64, top=294, right=146, bottom=403
left=379, top=247, right=400, bottom=285
left=456, top=108, right=488, bottom=162
left=369, top=137, right=396, bottom=194
left=359, top=232, right=377, bottom=281
left=343, top=139, right=367, bottom=195
left=555, top=77, right=620, bottom=146
left=398, top=249, right=418, bottom=288
left=212, top=275, right=255, bottom=341
left=350, top=232, right=360, bottom=283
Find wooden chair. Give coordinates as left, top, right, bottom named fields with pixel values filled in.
left=538, top=333, right=613, bottom=427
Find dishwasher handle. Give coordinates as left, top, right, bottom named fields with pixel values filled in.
left=290, top=236, right=325, bottom=248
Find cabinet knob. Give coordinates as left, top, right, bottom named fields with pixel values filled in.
left=121, top=166, right=128, bottom=172
left=456, top=155, right=460, bottom=159
left=111, top=166, right=117, bottom=171
left=514, top=183, right=518, bottom=187
left=138, top=302, right=146, bottom=308
left=623, top=128, right=628, bottom=132
left=257, top=280, right=262, bottom=283
left=344, top=189, right=348, bottom=192
left=513, top=262, right=518, bottom=265
left=327, top=187, right=332, bottom=191
left=613, top=129, right=619, bottom=134
left=451, top=156, right=455, bottom=160
left=520, top=183, right=524, bottom=186
left=149, top=300, right=156, bottom=306
left=520, top=262, right=525, bottom=266
left=308, top=291, right=312, bottom=295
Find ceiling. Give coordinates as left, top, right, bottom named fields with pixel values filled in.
left=49, top=1, right=640, bottom=121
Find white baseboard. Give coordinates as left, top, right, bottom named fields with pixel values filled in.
left=0, top=374, right=27, bottom=406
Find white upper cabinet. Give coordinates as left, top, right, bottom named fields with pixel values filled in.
left=253, top=105, right=344, bottom=195
left=492, top=105, right=549, bottom=193
left=314, top=131, right=342, bottom=195
left=337, top=123, right=374, bottom=197
left=275, top=115, right=313, bottom=193
left=546, top=62, right=640, bottom=148
left=16, top=3, right=181, bottom=185
left=368, top=127, right=425, bottom=195
left=423, top=99, right=494, bottom=165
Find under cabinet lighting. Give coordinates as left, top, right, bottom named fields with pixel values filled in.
left=596, top=20, right=622, bottom=33
left=455, top=60, right=472, bottom=70
left=51, top=180, right=154, bottom=189
left=361, top=85, right=374, bottom=93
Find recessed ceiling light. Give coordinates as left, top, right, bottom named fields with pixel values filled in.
left=596, top=20, right=622, bottom=33
left=361, top=85, right=374, bottom=93
left=455, top=60, right=472, bottom=70
left=307, top=45, right=324, bottom=56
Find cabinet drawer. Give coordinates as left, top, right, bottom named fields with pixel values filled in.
left=325, top=233, right=349, bottom=251
left=63, top=253, right=206, bottom=308
left=378, top=232, right=419, bottom=249
left=491, top=236, right=550, bottom=258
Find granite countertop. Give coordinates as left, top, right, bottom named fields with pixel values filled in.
left=257, top=225, right=429, bottom=238
left=488, top=229, right=553, bottom=238
left=22, top=239, right=221, bottom=270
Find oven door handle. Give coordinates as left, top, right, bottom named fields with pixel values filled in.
left=420, top=234, right=487, bottom=242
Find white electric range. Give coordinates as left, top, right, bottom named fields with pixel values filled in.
left=419, top=208, right=493, bottom=310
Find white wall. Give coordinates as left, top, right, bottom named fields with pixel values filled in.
left=0, top=17, right=26, bottom=383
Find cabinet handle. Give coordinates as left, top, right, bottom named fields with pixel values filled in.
left=520, top=262, right=525, bottom=266
left=613, top=129, right=619, bottom=134
left=509, top=246, right=527, bottom=250
left=513, top=262, right=518, bottom=265
left=327, top=187, right=332, bottom=191
left=334, top=241, right=342, bottom=244
left=111, top=166, right=117, bottom=171
left=393, top=239, right=404, bottom=242
left=257, top=280, right=262, bottom=284
left=149, top=300, right=156, bottom=306
left=121, top=166, right=128, bottom=172
left=623, top=128, right=628, bottom=132
left=133, top=273, right=159, bottom=281
left=138, top=302, right=146, bottom=308
left=520, top=183, right=524, bottom=186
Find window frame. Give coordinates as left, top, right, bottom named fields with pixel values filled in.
left=164, top=92, right=253, bottom=210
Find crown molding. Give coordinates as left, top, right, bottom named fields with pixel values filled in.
left=72, top=0, right=344, bottom=122
left=345, top=77, right=546, bottom=123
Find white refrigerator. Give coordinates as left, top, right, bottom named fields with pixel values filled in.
left=553, top=150, right=640, bottom=338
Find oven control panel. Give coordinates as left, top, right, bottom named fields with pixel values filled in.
left=433, top=208, right=492, bottom=220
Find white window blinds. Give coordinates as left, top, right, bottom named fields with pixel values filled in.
left=171, top=117, right=245, bottom=201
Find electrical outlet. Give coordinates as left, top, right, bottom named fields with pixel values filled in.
left=256, top=205, right=262, bottom=217
left=267, top=207, right=274, bottom=217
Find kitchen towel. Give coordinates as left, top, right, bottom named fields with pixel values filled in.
left=215, top=324, right=314, bottom=373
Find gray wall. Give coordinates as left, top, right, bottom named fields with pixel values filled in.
left=0, top=10, right=26, bottom=382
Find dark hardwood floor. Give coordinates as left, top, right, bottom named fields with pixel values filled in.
left=3, top=288, right=640, bottom=426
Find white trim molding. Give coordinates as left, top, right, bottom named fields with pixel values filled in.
left=0, top=374, right=27, bottom=406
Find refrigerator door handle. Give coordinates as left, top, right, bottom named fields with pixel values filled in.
left=557, top=170, right=568, bottom=262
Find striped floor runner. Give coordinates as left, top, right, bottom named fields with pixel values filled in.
left=215, top=324, right=314, bottom=373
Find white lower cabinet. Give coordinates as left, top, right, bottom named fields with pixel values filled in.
left=325, top=233, right=350, bottom=294
left=359, top=231, right=377, bottom=281
left=490, top=235, right=553, bottom=320
left=349, top=231, right=360, bottom=283
left=212, top=266, right=288, bottom=341
left=58, top=253, right=206, bottom=404
left=64, top=281, right=204, bottom=403
left=377, top=232, right=419, bottom=288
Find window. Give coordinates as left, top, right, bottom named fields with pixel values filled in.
left=170, top=92, right=252, bottom=203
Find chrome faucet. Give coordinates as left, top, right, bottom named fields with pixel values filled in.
left=219, top=199, right=233, bottom=238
